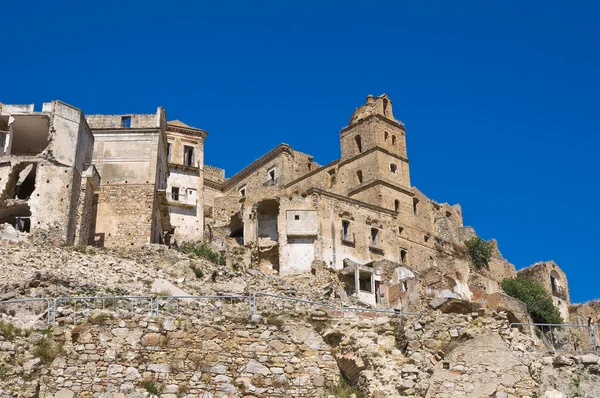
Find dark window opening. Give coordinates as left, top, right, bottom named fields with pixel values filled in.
left=398, top=226, right=404, bottom=235
left=370, top=228, right=379, bottom=247
left=446, top=211, right=452, bottom=217
left=384, top=131, right=389, bottom=142
left=342, top=220, right=350, bottom=241
left=268, top=167, right=276, bottom=183
left=229, top=213, right=244, bottom=241
left=294, top=214, right=300, bottom=220
left=167, top=142, right=172, bottom=162
left=14, top=163, right=36, bottom=200
left=307, top=162, right=312, bottom=171
left=359, top=276, right=372, bottom=292
left=390, top=163, right=398, bottom=174
left=354, top=135, right=362, bottom=154
left=394, top=199, right=400, bottom=212
left=392, top=135, right=397, bottom=145
left=413, top=198, right=419, bottom=216
left=383, top=98, right=389, bottom=116
left=171, top=187, right=180, bottom=201
left=239, top=186, right=246, bottom=197
left=400, top=249, right=407, bottom=264
left=356, top=170, right=363, bottom=183
left=328, top=169, right=336, bottom=188
left=183, top=145, right=195, bottom=166
left=424, top=235, right=430, bottom=242
left=121, top=116, right=131, bottom=128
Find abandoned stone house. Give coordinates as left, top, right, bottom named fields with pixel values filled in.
left=0, top=101, right=99, bottom=246
left=0, top=95, right=573, bottom=315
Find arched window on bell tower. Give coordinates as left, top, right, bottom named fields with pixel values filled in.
left=354, top=135, right=362, bottom=154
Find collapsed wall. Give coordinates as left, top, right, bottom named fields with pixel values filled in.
left=0, top=101, right=98, bottom=246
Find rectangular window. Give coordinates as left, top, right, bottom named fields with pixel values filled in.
left=167, top=142, right=172, bottom=163
left=359, top=276, right=372, bottom=292
left=183, top=145, right=195, bottom=166
left=342, top=220, right=350, bottom=241
left=239, top=185, right=246, bottom=197
left=121, top=116, right=131, bottom=128
left=171, top=187, right=180, bottom=201
left=268, top=167, right=276, bottom=183
left=413, top=198, right=419, bottom=216
left=400, top=249, right=407, bottom=264
left=370, top=228, right=379, bottom=247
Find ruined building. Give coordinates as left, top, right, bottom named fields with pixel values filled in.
left=0, top=101, right=99, bottom=246
left=0, top=95, right=573, bottom=316
left=86, top=110, right=171, bottom=248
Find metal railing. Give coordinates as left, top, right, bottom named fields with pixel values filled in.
left=156, top=295, right=250, bottom=318
left=0, top=293, right=422, bottom=326
left=510, top=323, right=597, bottom=354
left=251, top=292, right=337, bottom=315
left=0, top=298, right=51, bottom=325
left=338, top=305, right=421, bottom=318
left=53, top=296, right=154, bottom=324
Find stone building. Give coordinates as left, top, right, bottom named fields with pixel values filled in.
left=203, top=94, right=512, bottom=308
left=165, top=120, right=207, bottom=243
left=86, top=109, right=171, bottom=248
left=517, top=261, right=570, bottom=321
left=0, top=100, right=99, bottom=246
left=0, top=94, right=574, bottom=314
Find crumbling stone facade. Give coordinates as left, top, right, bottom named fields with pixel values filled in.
left=86, top=109, right=171, bottom=248
left=0, top=101, right=98, bottom=245
left=203, top=94, right=529, bottom=309
left=518, top=261, right=570, bottom=320
left=0, top=94, right=574, bottom=319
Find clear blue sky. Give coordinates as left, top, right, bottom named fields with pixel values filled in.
left=3, top=1, right=599, bottom=303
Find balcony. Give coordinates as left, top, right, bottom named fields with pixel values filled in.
left=167, top=192, right=196, bottom=208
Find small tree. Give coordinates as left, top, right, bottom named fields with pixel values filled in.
left=464, top=237, right=494, bottom=269
left=501, top=277, right=564, bottom=324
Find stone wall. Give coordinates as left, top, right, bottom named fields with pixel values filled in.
left=94, top=184, right=156, bottom=248
left=34, top=314, right=339, bottom=397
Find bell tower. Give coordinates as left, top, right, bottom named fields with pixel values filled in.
left=337, top=94, right=413, bottom=213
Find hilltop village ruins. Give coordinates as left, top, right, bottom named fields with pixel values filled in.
left=0, top=95, right=589, bottom=324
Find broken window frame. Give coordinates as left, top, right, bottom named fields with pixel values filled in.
left=183, top=145, right=195, bottom=167
left=370, top=228, right=379, bottom=248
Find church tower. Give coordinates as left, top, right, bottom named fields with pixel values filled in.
left=338, top=94, right=413, bottom=214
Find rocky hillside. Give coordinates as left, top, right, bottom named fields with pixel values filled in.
left=1, top=234, right=600, bottom=397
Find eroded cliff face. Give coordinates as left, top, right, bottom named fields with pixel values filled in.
left=0, top=237, right=599, bottom=398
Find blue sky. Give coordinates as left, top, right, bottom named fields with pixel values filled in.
left=3, top=1, right=599, bottom=302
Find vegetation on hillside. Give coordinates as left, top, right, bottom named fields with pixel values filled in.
left=465, top=237, right=494, bottom=269
left=179, top=241, right=226, bottom=265
left=501, top=277, right=564, bottom=324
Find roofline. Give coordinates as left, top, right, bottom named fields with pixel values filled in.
left=221, top=144, right=294, bottom=191
left=167, top=122, right=208, bottom=138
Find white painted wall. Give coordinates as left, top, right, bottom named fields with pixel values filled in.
left=281, top=237, right=315, bottom=275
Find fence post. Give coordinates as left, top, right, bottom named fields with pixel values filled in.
left=249, top=293, right=256, bottom=315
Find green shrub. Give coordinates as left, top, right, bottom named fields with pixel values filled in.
left=189, top=265, right=204, bottom=279
left=140, top=379, right=163, bottom=395
left=464, top=237, right=494, bottom=269
left=33, top=338, right=63, bottom=364
left=328, top=376, right=362, bottom=397
left=180, top=242, right=226, bottom=265
left=0, top=321, right=19, bottom=341
left=501, top=277, right=564, bottom=324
